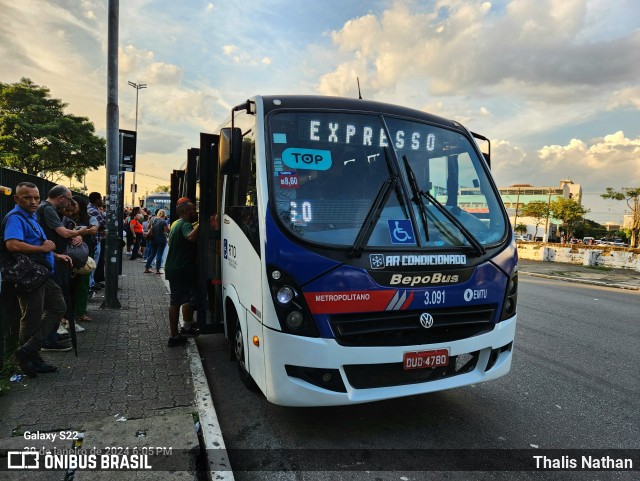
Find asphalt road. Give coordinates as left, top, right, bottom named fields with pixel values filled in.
left=197, top=277, right=640, bottom=480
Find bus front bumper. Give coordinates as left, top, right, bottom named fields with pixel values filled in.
left=260, top=315, right=517, bottom=407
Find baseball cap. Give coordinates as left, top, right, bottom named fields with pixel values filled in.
left=176, top=197, right=192, bottom=205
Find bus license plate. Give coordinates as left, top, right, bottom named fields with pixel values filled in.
left=403, top=349, right=449, bottom=370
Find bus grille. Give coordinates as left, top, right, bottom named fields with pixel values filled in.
left=343, top=351, right=480, bottom=389
left=329, top=305, right=496, bottom=347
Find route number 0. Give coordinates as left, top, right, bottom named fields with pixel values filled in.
left=290, top=201, right=313, bottom=223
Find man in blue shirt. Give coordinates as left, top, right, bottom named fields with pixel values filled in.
left=2, top=182, right=69, bottom=377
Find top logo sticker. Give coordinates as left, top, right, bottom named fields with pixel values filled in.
left=282, top=148, right=332, bottom=171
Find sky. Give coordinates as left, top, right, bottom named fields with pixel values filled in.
left=1, top=0, right=639, bottom=224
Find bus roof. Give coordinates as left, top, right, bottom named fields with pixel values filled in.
left=256, top=95, right=460, bottom=130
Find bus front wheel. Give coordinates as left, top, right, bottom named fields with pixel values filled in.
left=234, top=319, right=257, bottom=390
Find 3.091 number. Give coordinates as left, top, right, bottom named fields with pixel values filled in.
left=424, top=290, right=446, bottom=305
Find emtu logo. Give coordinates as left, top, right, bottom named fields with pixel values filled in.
left=7, top=451, right=39, bottom=469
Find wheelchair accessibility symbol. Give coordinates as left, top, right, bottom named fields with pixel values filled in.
left=388, top=219, right=416, bottom=245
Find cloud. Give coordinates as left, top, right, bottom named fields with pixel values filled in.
left=2, top=0, right=638, bottom=221
left=137, top=129, right=185, bottom=155
left=536, top=131, right=640, bottom=189
left=222, top=44, right=238, bottom=56
left=120, top=45, right=182, bottom=84
left=490, top=139, right=529, bottom=186
left=491, top=130, right=640, bottom=195
left=221, top=43, right=271, bottom=66
left=488, top=130, right=640, bottom=222
left=0, top=1, right=108, bottom=129
left=608, top=87, right=640, bottom=111
left=317, top=0, right=640, bottom=105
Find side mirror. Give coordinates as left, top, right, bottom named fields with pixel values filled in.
left=219, top=127, right=242, bottom=174
left=471, top=131, right=491, bottom=169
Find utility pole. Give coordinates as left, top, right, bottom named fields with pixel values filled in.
left=128, top=81, right=147, bottom=207
left=543, top=188, right=552, bottom=243
left=513, top=188, right=521, bottom=233
left=103, top=0, right=121, bottom=308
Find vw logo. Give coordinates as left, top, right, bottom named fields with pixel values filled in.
left=419, top=313, right=434, bottom=329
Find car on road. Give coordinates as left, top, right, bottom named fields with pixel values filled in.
left=515, top=235, right=527, bottom=242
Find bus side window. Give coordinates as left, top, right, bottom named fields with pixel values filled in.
left=224, top=125, right=260, bottom=255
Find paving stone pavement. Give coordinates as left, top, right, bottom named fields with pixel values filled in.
left=0, top=257, right=202, bottom=479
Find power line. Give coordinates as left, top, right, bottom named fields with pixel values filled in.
left=132, top=171, right=169, bottom=182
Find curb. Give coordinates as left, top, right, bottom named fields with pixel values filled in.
left=519, top=271, right=640, bottom=291
left=187, top=340, right=235, bottom=480
left=162, top=276, right=235, bottom=480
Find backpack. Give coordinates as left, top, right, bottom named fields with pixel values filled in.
left=151, top=218, right=166, bottom=237
left=0, top=212, right=51, bottom=294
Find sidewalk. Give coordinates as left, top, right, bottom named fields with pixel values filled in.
left=0, top=258, right=224, bottom=480
left=518, top=258, right=640, bottom=290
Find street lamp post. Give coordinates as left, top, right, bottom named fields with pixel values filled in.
left=104, top=0, right=121, bottom=308
left=128, top=80, right=147, bottom=206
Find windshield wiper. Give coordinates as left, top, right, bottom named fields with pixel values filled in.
left=349, top=148, right=399, bottom=258
left=419, top=190, right=486, bottom=256
left=402, top=155, right=429, bottom=242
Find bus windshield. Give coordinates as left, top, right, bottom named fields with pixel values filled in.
left=143, top=194, right=171, bottom=214
left=268, top=111, right=506, bottom=249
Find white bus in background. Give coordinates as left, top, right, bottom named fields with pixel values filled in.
left=141, top=192, right=170, bottom=215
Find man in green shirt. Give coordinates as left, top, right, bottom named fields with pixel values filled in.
left=164, top=199, right=200, bottom=347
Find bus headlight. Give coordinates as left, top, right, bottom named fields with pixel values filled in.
left=286, top=311, right=304, bottom=330
left=268, top=265, right=319, bottom=338
left=277, top=286, right=295, bottom=304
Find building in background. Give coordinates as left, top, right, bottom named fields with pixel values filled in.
left=500, top=179, right=582, bottom=241
left=604, top=221, right=622, bottom=232
left=460, top=179, right=582, bottom=241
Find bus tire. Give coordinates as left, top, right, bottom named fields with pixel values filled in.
left=233, top=318, right=258, bottom=391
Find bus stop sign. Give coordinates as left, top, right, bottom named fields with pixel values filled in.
left=120, top=129, right=137, bottom=172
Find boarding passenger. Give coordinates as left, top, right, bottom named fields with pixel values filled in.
left=164, top=199, right=200, bottom=347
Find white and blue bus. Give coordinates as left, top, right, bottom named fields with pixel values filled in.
left=211, top=95, right=516, bottom=406
left=141, top=192, right=171, bottom=215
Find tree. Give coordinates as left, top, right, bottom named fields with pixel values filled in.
left=573, top=219, right=605, bottom=240
left=522, top=201, right=550, bottom=239
left=601, top=187, right=640, bottom=248
left=0, top=78, right=105, bottom=181
left=514, top=223, right=527, bottom=235
left=154, top=185, right=170, bottom=193
left=549, top=197, right=589, bottom=242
